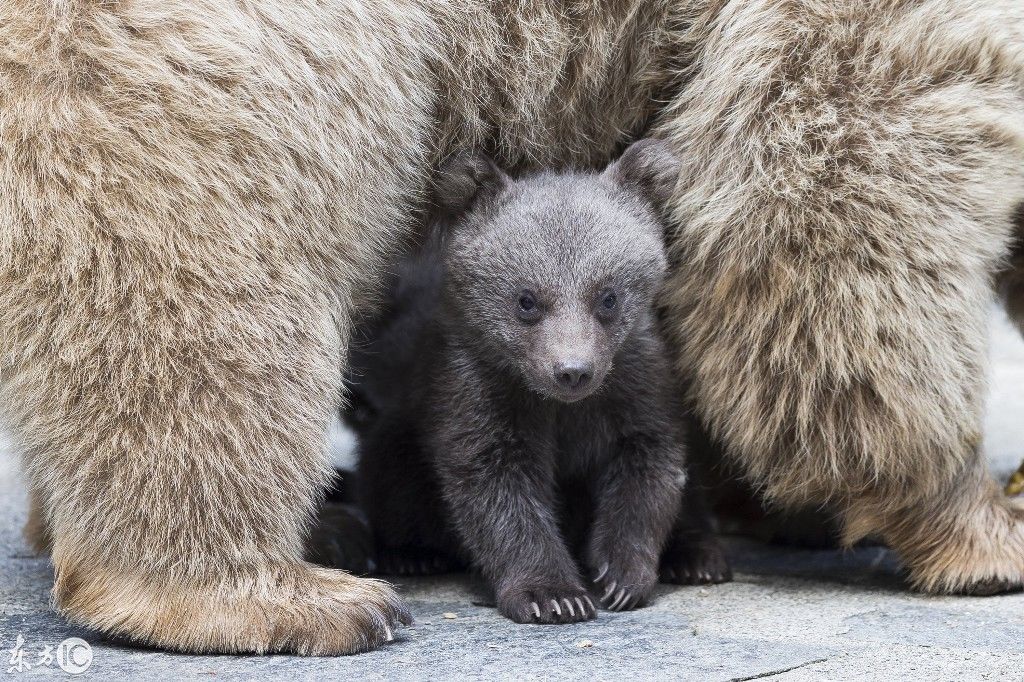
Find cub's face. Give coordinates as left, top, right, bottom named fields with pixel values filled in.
left=437, top=139, right=679, bottom=403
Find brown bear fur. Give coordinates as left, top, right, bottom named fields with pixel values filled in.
left=1, top=0, right=1022, bottom=654
left=655, top=0, right=1024, bottom=594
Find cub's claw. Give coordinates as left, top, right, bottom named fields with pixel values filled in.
left=606, top=588, right=629, bottom=611
left=606, top=587, right=641, bottom=611
left=589, top=556, right=656, bottom=612
left=659, top=535, right=733, bottom=586
left=498, top=584, right=597, bottom=624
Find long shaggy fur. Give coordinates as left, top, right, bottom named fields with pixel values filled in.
left=0, top=0, right=435, bottom=654
left=1, top=0, right=1022, bottom=654
left=655, top=0, right=1024, bottom=591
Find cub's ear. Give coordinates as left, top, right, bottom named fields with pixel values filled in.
left=433, top=150, right=510, bottom=217
left=603, top=138, right=682, bottom=208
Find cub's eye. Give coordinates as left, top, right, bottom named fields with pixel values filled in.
left=596, top=288, right=619, bottom=321
left=517, top=289, right=542, bottom=322
left=519, top=292, right=537, bottom=312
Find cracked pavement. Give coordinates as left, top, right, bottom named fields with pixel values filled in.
left=2, top=310, right=1022, bottom=680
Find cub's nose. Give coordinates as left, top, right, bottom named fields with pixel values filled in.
left=554, top=361, right=593, bottom=391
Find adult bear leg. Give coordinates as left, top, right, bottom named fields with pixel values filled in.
left=0, top=0, right=439, bottom=653
left=6, top=257, right=412, bottom=655
left=846, top=462, right=1024, bottom=594
left=656, top=1, right=1024, bottom=593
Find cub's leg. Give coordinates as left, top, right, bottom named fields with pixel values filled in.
left=656, top=419, right=731, bottom=585
left=309, top=446, right=460, bottom=576
left=657, top=1, right=1024, bottom=593
left=586, top=434, right=685, bottom=610
left=305, top=499, right=377, bottom=576
left=358, top=416, right=462, bottom=577
left=437, top=453, right=596, bottom=623
left=660, top=480, right=732, bottom=586
left=433, top=407, right=596, bottom=623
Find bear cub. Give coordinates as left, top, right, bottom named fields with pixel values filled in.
left=339, top=139, right=730, bottom=624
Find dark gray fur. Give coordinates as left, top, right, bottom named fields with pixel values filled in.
left=340, top=139, right=730, bottom=624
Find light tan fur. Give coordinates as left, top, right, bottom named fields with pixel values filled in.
left=657, top=0, right=1024, bottom=593
left=0, top=0, right=436, bottom=653
left=1, top=0, right=1022, bottom=655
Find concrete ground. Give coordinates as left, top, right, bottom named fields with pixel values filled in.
left=1, top=310, right=1022, bottom=681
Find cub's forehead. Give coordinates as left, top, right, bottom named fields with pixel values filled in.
left=457, top=177, right=663, bottom=271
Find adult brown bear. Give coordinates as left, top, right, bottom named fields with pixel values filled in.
left=1, top=0, right=1022, bottom=655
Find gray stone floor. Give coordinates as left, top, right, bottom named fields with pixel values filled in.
left=1, top=311, right=1022, bottom=681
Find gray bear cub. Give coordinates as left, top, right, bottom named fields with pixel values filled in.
left=345, top=139, right=729, bottom=624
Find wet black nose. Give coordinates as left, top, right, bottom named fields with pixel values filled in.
left=554, top=361, right=593, bottom=391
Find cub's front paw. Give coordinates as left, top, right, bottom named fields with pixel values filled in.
left=659, top=535, right=732, bottom=585
left=497, top=583, right=597, bottom=624
left=589, top=557, right=658, bottom=612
